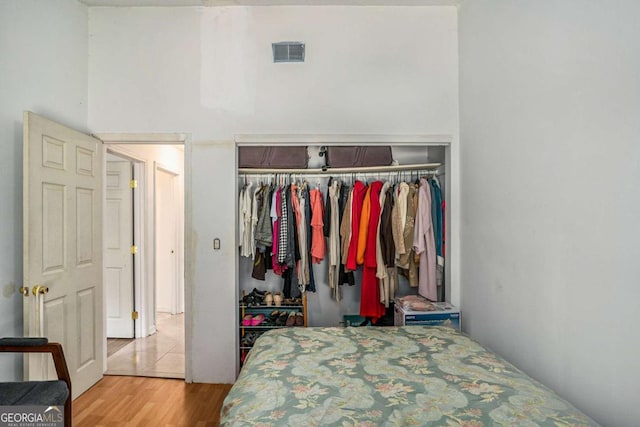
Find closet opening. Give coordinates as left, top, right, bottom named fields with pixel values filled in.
left=235, top=138, right=453, bottom=369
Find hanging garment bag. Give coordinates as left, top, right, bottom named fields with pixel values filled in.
left=324, top=146, right=393, bottom=168
left=239, top=146, right=309, bottom=169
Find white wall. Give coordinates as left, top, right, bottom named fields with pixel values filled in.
left=0, top=0, right=88, bottom=381
left=88, top=5, right=459, bottom=382
left=88, top=6, right=458, bottom=139
left=459, top=1, right=640, bottom=426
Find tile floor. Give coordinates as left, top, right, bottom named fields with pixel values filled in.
left=106, top=312, right=184, bottom=379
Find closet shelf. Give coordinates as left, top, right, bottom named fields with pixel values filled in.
left=238, top=162, right=441, bottom=176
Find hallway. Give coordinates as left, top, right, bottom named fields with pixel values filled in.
left=106, top=313, right=184, bottom=379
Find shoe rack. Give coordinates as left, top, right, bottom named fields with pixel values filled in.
left=238, top=292, right=307, bottom=367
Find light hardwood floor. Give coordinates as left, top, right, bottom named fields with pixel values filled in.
left=73, top=376, right=232, bottom=426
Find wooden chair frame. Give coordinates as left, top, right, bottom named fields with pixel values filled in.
left=0, top=341, right=72, bottom=427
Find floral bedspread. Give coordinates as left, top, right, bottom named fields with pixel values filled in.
left=221, top=326, right=598, bottom=426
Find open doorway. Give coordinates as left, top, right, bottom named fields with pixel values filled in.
left=102, top=140, right=186, bottom=379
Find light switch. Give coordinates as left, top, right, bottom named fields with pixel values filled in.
left=213, top=238, right=221, bottom=250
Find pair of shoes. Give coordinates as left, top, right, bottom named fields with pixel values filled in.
left=252, top=314, right=265, bottom=326
left=273, top=292, right=283, bottom=306
left=242, top=314, right=266, bottom=326
left=264, top=292, right=273, bottom=306
left=241, top=294, right=257, bottom=306
left=268, top=310, right=281, bottom=325
left=285, top=311, right=297, bottom=326
left=275, top=311, right=288, bottom=326
left=242, top=314, right=253, bottom=326
left=242, top=288, right=267, bottom=306
left=284, top=311, right=304, bottom=326
left=241, top=331, right=261, bottom=347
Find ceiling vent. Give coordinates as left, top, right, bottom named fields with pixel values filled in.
left=272, top=42, right=305, bottom=63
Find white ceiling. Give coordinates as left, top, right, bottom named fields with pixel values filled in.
left=79, top=0, right=459, bottom=7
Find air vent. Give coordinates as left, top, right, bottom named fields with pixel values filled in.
left=272, top=42, right=305, bottom=63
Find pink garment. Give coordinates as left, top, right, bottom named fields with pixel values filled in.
left=309, top=189, right=326, bottom=263
left=413, top=178, right=437, bottom=301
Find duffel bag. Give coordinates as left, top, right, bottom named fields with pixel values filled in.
left=324, top=146, right=393, bottom=168
left=238, top=146, right=308, bottom=169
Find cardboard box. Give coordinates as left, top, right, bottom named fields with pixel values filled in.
left=394, top=301, right=461, bottom=331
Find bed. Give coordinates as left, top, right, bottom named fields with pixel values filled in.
left=221, top=326, right=599, bottom=426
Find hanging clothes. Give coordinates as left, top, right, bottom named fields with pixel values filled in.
left=239, top=182, right=255, bottom=258
left=249, top=184, right=262, bottom=257
left=271, top=186, right=284, bottom=275
left=429, top=177, right=445, bottom=300
left=397, top=184, right=418, bottom=287
left=310, top=187, right=326, bottom=264
left=429, top=178, right=443, bottom=259
left=360, top=181, right=385, bottom=321
left=255, top=184, right=273, bottom=250
left=346, top=180, right=367, bottom=271
left=251, top=248, right=266, bottom=280
left=323, top=177, right=333, bottom=238
left=356, top=185, right=372, bottom=265
left=391, top=182, right=409, bottom=257
left=380, top=186, right=396, bottom=270
left=327, top=180, right=341, bottom=301
left=285, top=185, right=298, bottom=270
left=329, top=181, right=355, bottom=288
left=238, top=168, right=445, bottom=310
left=414, top=178, right=437, bottom=301
left=238, top=185, right=245, bottom=254
left=375, top=181, right=392, bottom=279
left=339, top=186, right=353, bottom=269
left=277, top=185, right=288, bottom=265
left=337, top=183, right=355, bottom=286
left=298, top=185, right=312, bottom=292
left=303, top=185, right=316, bottom=292
left=376, top=182, right=398, bottom=307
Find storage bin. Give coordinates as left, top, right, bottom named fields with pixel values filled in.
left=394, top=301, right=461, bottom=331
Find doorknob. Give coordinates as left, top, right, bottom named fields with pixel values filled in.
left=32, top=285, right=49, bottom=296
left=171, top=250, right=174, bottom=254
left=19, top=286, right=30, bottom=297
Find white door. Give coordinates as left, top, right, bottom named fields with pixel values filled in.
left=23, top=112, right=104, bottom=398
left=155, top=167, right=179, bottom=314
left=105, top=157, right=134, bottom=338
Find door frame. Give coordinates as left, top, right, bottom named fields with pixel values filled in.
left=96, top=132, right=191, bottom=382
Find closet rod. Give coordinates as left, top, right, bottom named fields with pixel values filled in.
left=238, top=162, right=441, bottom=175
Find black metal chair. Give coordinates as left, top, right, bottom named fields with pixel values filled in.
left=0, top=338, right=71, bottom=427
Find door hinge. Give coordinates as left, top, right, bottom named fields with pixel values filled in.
left=130, top=245, right=138, bottom=254
left=131, top=311, right=139, bottom=320
left=130, top=179, right=137, bottom=189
